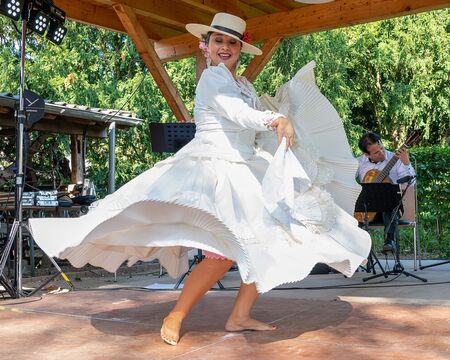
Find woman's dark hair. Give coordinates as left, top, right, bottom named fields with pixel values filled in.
left=202, top=31, right=213, bottom=44
left=358, top=132, right=381, bottom=154
left=202, top=31, right=243, bottom=49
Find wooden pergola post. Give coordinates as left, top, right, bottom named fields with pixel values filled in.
left=113, top=3, right=191, bottom=122
left=70, top=134, right=84, bottom=184
left=242, top=37, right=283, bottom=82
left=108, top=122, right=116, bottom=194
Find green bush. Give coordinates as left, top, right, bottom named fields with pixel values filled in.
left=411, top=146, right=450, bottom=257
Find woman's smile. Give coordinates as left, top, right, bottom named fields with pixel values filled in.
left=208, top=32, right=241, bottom=73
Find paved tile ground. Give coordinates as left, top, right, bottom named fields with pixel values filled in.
left=0, top=261, right=449, bottom=360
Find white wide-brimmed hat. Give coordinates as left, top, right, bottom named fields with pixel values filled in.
left=186, top=13, right=262, bottom=56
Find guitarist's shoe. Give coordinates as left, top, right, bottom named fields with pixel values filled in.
left=382, top=240, right=396, bottom=254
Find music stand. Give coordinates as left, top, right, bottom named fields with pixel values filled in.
left=149, top=122, right=196, bottom=153
left=149, top=123, right=225, bottom=290
left=355, top=183, right=426, bottom=282
left=355, top=183, right=392, bottom=279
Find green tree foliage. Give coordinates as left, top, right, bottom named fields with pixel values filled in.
left=253, top=10, right=450, bottom=149
left=0, top=10, right=448, bottom=244
left=0, top=18, right=196, bottom=193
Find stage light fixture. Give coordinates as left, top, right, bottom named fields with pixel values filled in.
left=45, top=3, right=66, bottom=44
left=27, top=8, right=49, bottom=35
left=1, top=1, right=67, bottom=44
left=46, top=19, right=66, bottom=44
left=0, top=0, right=24, bottom=21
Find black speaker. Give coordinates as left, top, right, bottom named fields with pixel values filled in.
left=149, top=122, right=196, bottom=153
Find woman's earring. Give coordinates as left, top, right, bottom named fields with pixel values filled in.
left=206, top=55, right=211, bottom=67
left=236, top=60, right=241, bottom=69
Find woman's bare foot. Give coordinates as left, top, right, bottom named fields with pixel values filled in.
left=225, top=317, right=277, bottom=332
left=160, top=313, right=183, bottom=345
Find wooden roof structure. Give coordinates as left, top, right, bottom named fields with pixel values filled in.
left=53, top=0, right=450, bottom=121
left=0, top=93, right=143, bottom=186
left=0, top=93, right=142, bottom=138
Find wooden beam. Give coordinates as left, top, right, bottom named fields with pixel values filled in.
left=179, top=0, right=230, bottom=15
left=113, top=4, right=191, bottom=121
left=94, top=0, right=212, bottom=31
left=179, top=0, right=266, bottom=17
left=54, top=0, right=123, bottom=32
left=155, top=36, right=199, bottom=62
left=242, top=37, right=283, bottom=82
left=248, top=0, right=450, bottom=41
left=263, top=0, right=293, bottom=12
left=0, top=117, right=107, bottom=137
left=54, top=0, right=175, bottom=40
left=232, top=0, right=268, bottom=17
left=54, top=0, right=123, bottom=33
left=70, top=134, right=84, bottom=183
left=156, top=0, right=450, bottom=61
left=240, top=0, right=288, bottom=13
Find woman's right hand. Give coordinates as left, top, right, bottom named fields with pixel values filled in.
left=271, top=117, right=296, bottom=148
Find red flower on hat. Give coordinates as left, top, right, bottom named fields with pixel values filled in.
left=242, top=31, right=252, bottom=43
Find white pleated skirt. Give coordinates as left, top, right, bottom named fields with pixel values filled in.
left=29, top=61, right=372, bottom=293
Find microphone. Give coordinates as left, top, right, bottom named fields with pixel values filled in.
left=397, top=175, right=416, bottom=184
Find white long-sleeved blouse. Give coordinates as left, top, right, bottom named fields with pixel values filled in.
left=176, top=63, right=284, bottom=162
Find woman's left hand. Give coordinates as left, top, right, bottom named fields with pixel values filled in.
left=271, top=117, right=296, bottom=148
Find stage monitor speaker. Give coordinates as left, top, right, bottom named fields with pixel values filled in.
left=149, top=122, right=196, bottom=153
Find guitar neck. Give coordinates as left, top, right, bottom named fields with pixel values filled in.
left=374, top=145, right=408, bottom=182
left=374, top=155, right=398, bottom=182
left=371, top=130, right=421, bottom=183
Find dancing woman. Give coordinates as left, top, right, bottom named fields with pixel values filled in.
left=29, top=13, right=371, bottom=346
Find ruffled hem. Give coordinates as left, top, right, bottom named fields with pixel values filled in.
left=30, top=198, right=251, bottom=281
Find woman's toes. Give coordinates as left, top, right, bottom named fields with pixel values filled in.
left=160, top=316, right=182, bottom=345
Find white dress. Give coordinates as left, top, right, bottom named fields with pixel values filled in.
left=29, top=61, right=371, bottom=293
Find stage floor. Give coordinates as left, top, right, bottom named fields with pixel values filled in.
left=1, top=263, right=450, bottom=360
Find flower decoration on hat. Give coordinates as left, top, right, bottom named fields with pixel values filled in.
left=198, top=40, right=209, bottom=58
left=242, top=31, right=251, bottom=43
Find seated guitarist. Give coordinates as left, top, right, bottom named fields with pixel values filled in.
left=357, top=132, right=416, bottom=254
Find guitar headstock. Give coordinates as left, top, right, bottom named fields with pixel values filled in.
left=403, top=129, right=423, bottom=148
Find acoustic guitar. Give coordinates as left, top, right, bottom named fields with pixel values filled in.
left=354, top=130, right=422, bottom=223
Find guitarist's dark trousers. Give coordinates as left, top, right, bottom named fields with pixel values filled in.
left=382, top=211, right=399, bottom=248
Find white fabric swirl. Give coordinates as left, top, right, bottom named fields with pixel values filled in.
left=29, top=62, right=371, bottom=293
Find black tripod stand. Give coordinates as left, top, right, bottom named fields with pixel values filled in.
left=174, top=249, right=225, bottom=290
left=0, top=18, right=30, bottom=298
left=420, top=260, right=450, bottom=270
left=357, top=183, right=427, bottom=282
left=0, top=16, right=73, bottom=298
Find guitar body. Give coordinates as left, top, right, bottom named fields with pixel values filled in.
left=361, top=169, right=392, bottom=184
left=354, top=169, right=392, bottom=223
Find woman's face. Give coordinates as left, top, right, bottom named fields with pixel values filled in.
left=208, top=32, right=242, bottom=73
